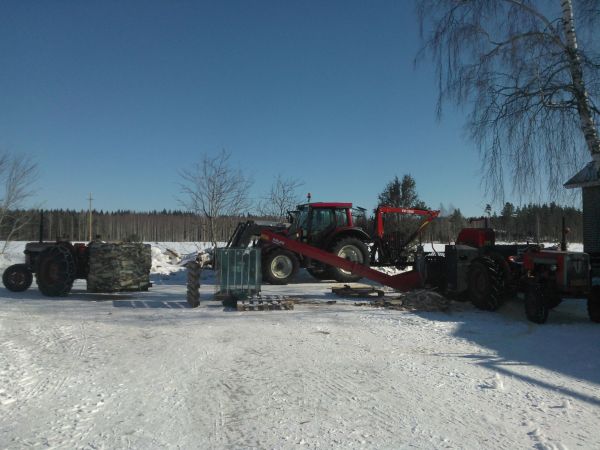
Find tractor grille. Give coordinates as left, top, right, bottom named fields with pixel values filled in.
left=565, top=253, right=590, bottom=289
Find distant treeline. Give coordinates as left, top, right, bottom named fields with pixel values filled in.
left=2, top=210, right=248, bottom=243
left=426, top=202, right=583, bottom=244
left=0, top=202, right=583, bottom=244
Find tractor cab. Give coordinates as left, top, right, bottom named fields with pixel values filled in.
left=456, top=228, right=496, bottom=248
left=455, top=216, right=496, bottom=248
left=288, top=202, right=365, bottom=248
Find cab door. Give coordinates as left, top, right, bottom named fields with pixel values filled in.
left=307, top=207, right=349, bottom=248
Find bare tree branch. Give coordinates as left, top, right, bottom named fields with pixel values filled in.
left=178, top=150, right=253, bottom=247
left=0, top=153, right=37, bottom=253
left=416, top=0, right=600, bottom=202
left=257, top=175, right=305, bottom=220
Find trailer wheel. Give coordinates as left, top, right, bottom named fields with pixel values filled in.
left=328, top=237, right=370, bottom=283
left=262, top=249, right=299, bottom=285
left=36, top=246, right=76, bottom=297
left=467, top=257, right=504, bottom=311
left=2, top=264, right=33, bottom=292
left=525, top=283, right=549, bottom=324
left=588, top=286, right=600, bottom=323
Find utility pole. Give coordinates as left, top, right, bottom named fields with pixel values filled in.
left=88, top=193, right=93, bottom=241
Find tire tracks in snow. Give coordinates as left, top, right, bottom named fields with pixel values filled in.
left=0, top=317, right=111, bottom=450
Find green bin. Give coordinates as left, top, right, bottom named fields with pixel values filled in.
left=215, top=248, right=261, bottom=300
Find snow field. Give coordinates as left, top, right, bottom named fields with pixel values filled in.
left=0, top=242, right=598, bottom=449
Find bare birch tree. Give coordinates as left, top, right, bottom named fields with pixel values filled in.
left=0, top=153, right=37, bottom=253
left=416, top=0, right=600, bottom=201
left=257, top=175, right=304, bottom=220
left=179, top=150, right=253, bottom=247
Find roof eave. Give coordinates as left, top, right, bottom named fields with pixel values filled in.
left=564, top=161, right=600, bottom=189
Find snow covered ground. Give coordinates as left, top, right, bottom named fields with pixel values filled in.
left=0, top=242, right=598, bottom=449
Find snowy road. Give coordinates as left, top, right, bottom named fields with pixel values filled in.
left=1, top=272, right=599, bottom=449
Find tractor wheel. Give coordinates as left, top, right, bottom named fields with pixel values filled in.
left=525, top=283, right=549, bottom=324
left=307, top=268, right=331, bottom=281
left=467, top=257, right=504, bottom=311
left=2, top=264, right=33, bottom=292
left=327, top=237, right=370, bottom=283
left=588, top=286, right=600, bottom=323
left=262, top=249, right=299, bottom=285
left=487, top=251, right=512, bottom=297
left=36, top=246, right=76, bottom=297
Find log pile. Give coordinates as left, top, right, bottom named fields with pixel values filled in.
left=87, top=242, right=152, bottom=293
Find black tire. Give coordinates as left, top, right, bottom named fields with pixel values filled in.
left=525, top=283, right=549, bottom=324
left=327, top=237, right=370, bottom=283
left=588, top=286, right=600, bottom=323
left=262, top=248, right=299, bottom=285
left=467, top=257, right=504, bottom=311
left=2, top=264, right=33, bottom=292
left=487, top=252, right=512, bottom=297
left=36, top=246, right=76, bottom=297
left=307, top=267, right=332, bottom=281
left=535, top=278, right=561, bottom=309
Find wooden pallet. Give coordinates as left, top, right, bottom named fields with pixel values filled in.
left=236, top=299, right=295, bottom=311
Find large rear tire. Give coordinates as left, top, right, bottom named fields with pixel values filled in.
left=467, top=257, right=504, bottom=311
left=327, top=237, right=370, bottom=283
left=262, top=249, right=299, bottom=285
left=2, top=264, right=33, bottom=292
left=36, top=246, right=76, bottom=297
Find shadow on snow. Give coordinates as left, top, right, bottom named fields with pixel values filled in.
left=413, top=297, right=600, bottom=407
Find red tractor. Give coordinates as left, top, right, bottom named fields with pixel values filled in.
left=438, top=222, right=600, bottom=324
left=3, top=239, right=90, bottom=296
left=227, top=202, right=439, bottom=285
left=521, top=248, right=599, bottom=323
left=228, top=202, right=371, bottom=284
left=2, top=212, right=151, bottom=297
left=441, top=223, right=532, bottom=310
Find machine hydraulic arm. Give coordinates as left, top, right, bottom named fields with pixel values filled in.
left=260, top=229, right=423, bottom=291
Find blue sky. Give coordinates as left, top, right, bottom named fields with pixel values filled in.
left=1, top=0, right=496, bottom=216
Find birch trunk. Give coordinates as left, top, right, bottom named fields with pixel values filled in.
left=561, top=0, right=600, bottom=165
